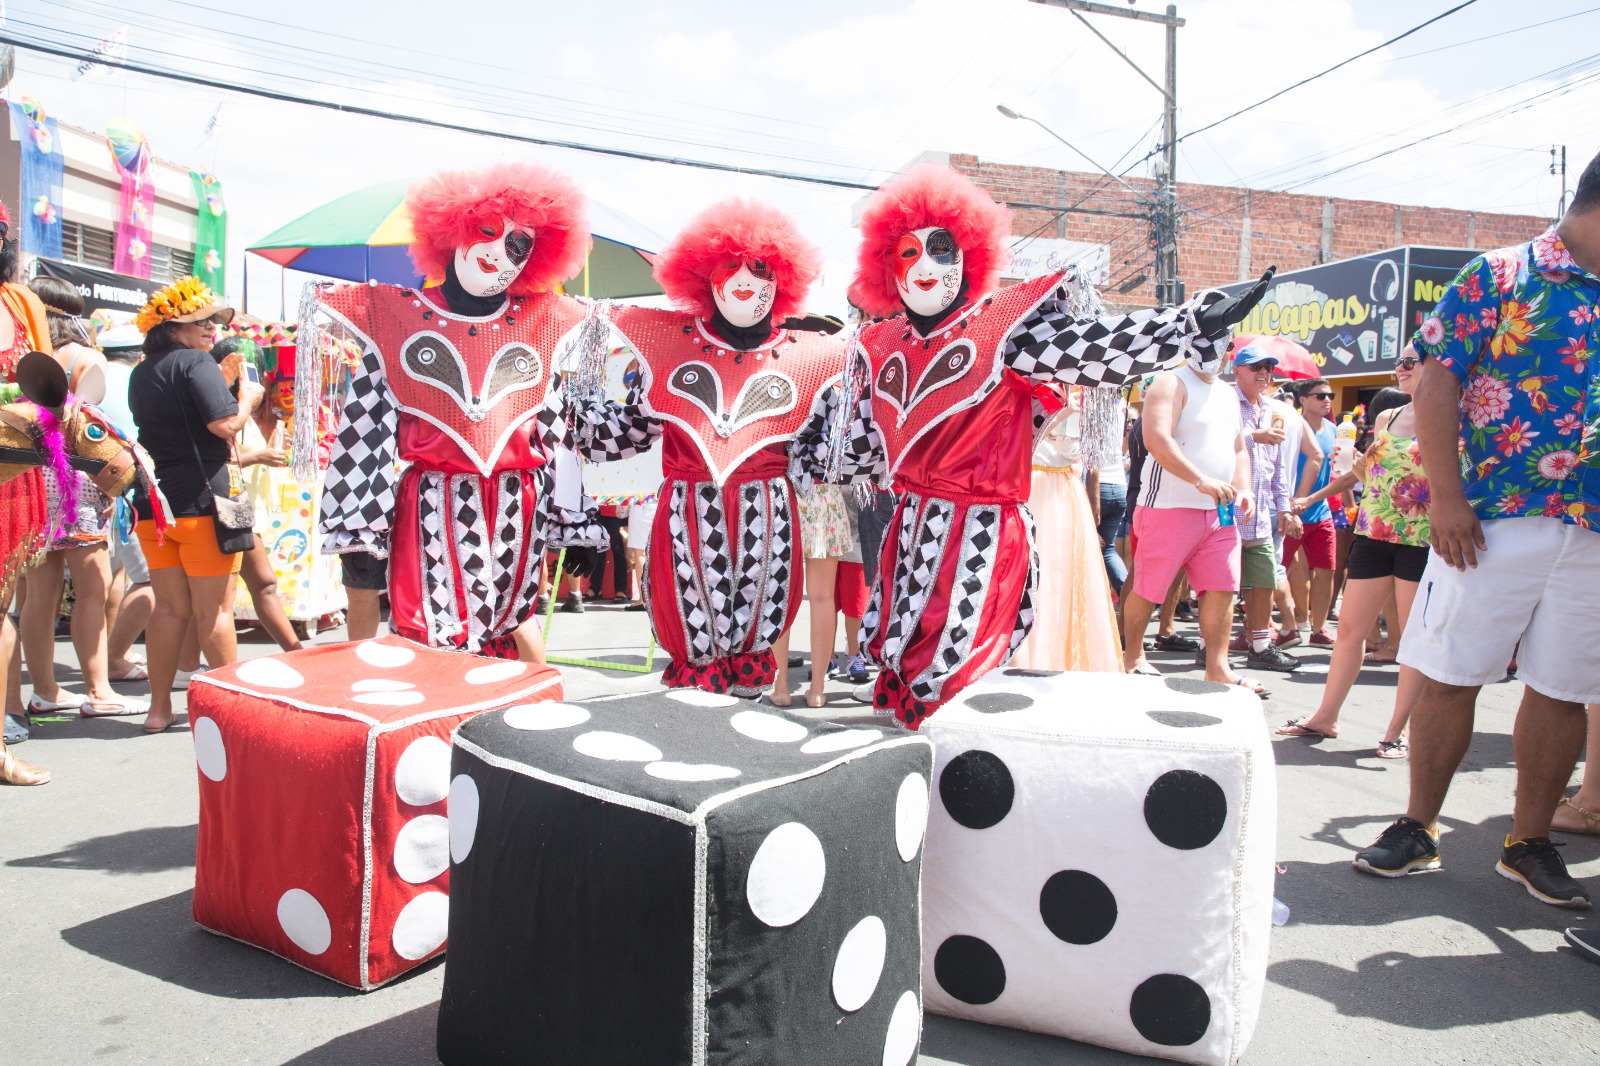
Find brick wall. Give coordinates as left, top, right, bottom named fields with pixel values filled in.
left=948, top=153, right=1551, bottom=310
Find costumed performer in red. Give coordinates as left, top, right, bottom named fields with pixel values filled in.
left=572, top=198, right=841, bottom=695
left=813, top=164, right=1270, bottom=727
left=310, top=161, right=594, bottom=660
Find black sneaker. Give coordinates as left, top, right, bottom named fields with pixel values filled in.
left=1498, top=836, right=1591, bottom=908
left=1564, top=927, right=1600, bottom=963
left=1353, top=817, right=1441, bottom=877
left=1154, top=633, right=1200, bottom=652
left=1246, top=642, right=1301, bottom=673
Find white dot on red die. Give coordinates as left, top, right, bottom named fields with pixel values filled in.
left=276, top=888, right=332, bottom=955
left=895, top=773, right=929, bottom=862
left=745, top=822, right=825, bottom=927
left=449, top=774, right=479, bottom=864
left=352, top=678, right=416, bottom=693
left=393, top=814, right=450, bottom=884
left=664, top=690, right=740, bottom=707
left=573, top=731, right=663, bottom=762
left=644, top=761, right=741, bottom=782
left=354, top=690, right=426, bottom=706
left=236, top=657, right=305, bottom=689
left=881, top=991, right=921, bottom=1066
left=392, top=891, right=449, bottom=960
left=395, top=736, right=452, bottom=806
left=465, top=661, right=527, bottom=685
left=832, top=915, right=887, bottom=1012
left=800, top=728, right=881, bottom=754
left=504, top=703, right=590, bottom=730
left=192, top=716, right=227, bottom=782
left=730, top=710, right=808, bottom=744
left=356, top=640, right=415, bottom=668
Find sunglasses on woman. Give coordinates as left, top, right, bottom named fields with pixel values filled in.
left=1395, top=356, right=1419, bottom=370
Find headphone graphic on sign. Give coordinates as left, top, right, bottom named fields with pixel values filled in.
left=1370, top=259, right=1400, bottom=304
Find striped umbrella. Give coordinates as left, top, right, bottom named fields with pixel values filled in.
left=247, top=179, right=664, bottom=298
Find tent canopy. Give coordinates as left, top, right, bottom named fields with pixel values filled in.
left=248, top=179, right=664, bottom=299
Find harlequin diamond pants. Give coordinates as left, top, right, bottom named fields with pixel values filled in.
left=863, top=492, right=1038, bottom=728
left=647, top=473, right=801, bottom=695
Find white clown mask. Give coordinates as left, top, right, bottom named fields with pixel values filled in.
left=711, top=259, right=776, bottom=329
left=895, top=226, right=963, bottom=317
left=453, top=217, right=535, bottom=299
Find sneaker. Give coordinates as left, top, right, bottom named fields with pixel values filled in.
left=846, top=654, right=870, bottom=684
left=1563, top=926, right=1600, bottom=962
left=1153, top=633, right=1200, bottom=652
left=560, top=592, right=585, bottom=614
left=1309, top=628, right=1336, bottom=648
left=1276, top=628, right=1304, bottom=650
left=1497, top=836, right=1592, bottom=908
left=534, top=595, right=550, bottom=616
left=1174, top=602, right=1196, bottom=622
left=850, top=682, right=877, bottom=704
left=1228, top=634, right=1249, bottom=654
left=1353, top=817, right=1441, bottom=877
left=1246, top=642, right=1301, bottom=673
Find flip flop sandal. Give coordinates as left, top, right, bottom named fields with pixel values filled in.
left=1234, top=676, right=1270, bottom=699
left=108, top=663, right=150, bottom=681
left=81, top=698, right=151, bottom=718
left=26, top=692, right=88, bottom=717
left=1553, top=796, right=1600, bottom=836
left=1126, top=662, right=1161, bottom=677
left=1276, top=719, right=1336, bottom=739
left=1376, top=739, right=1409, bottom=759
left=3, top=713, right=27, bottom=745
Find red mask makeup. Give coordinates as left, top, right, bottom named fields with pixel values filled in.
left=894, top=226, right=963, bottom=317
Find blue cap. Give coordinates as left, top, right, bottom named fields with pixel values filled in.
left=1233, top=344, right=1279, bottom=369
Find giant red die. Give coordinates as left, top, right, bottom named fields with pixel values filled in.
left=187, top=636, right=563, bottom=990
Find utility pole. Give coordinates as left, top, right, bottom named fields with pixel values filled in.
left=1031, top=0, right=1184, bottom=303
left=1551, top=145, right=1568, bottom=217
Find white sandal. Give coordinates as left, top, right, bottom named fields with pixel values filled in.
left=81, top=697, right=152, bottom=718
left=26, top=691, right=88, bottom=716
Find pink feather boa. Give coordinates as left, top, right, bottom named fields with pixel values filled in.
left=34, top=400, right=79, bottom=524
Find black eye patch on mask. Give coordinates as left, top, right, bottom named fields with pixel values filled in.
left=924, top=228, right=958, bottom=263
left=505, top=229, right=534, bottom=264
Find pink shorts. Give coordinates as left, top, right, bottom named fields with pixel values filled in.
left=1283, top=517, right=1337, bottom=571
left=1130, top=505, right=1241, bottom=603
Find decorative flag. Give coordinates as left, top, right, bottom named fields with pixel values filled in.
left=190, top=169, right=227, bottom=293
left=106, top=116, right=154, bottom=279
left=72, top=27, right=126, bottom=81
left=10, top=98, right=63, bottom=258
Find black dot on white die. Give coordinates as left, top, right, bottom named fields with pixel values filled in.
left=933, top=935, right=1006, bottom=1005
left=1143, top=770, right=1227, bottom=850
left=964, top=692, right=1034, bottom=714
left=1162, top=677, right=1230, bottom=696
left=1146, top=710, right=1223, bottom=729
left=1002, top=668, right=1062, bottom=678
left=1038, top=870, right=1117, bottom=945
left=938, top=749, right=1014, bottom=830
left=1129, top=973, right=1211, bottom=1046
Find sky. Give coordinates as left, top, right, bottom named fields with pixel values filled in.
left=3, top=0, right=1598, bottom=318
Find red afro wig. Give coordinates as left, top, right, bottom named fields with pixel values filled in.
left=851, top=164, right=1012, bottom=319
left=653, top=198, right=823, bottom=322
left=406, top=161, right=590, bottom=296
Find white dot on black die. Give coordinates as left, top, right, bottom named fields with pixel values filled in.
left=745, top=822, right=825, bottom=927
left=664, top=689, right=740, bottom=708
left=799, top=728, right=881, bottom=754
left=449, top=773, right=481, bottom=864
left=573, top=731, right=664, bottom=762
left=894, top=773, right=929, bottom=862
left=730, top=710, right=808, bottom=743
left=881, top=990, right=921, bottom=1066
left=644, top=761, right=741, bottom=782
left=504, top=702, right=591, bottom=730
left=832, top=915, right=887, bottom=1012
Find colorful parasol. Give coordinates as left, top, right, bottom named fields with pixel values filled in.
left=247, top=179, right=665, bottom=299
left=1227, top=335, right=1321, bottom=381
left=104, top=116, right=150, bottom=177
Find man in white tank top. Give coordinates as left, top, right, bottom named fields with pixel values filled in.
left=1122, top=359, right=1261, bottom=694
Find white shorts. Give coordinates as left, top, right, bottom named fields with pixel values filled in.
left=109, top=529, right=150, bottom=585
left=1399, top=516, right=1600, bottom=702
left=626, top=499, right=658, bottom=551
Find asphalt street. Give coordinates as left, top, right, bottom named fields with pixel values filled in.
left=2, top=601, right=1597, bottom=1065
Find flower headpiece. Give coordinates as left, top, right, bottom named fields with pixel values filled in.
left=134, top=276, right=233, bottom=334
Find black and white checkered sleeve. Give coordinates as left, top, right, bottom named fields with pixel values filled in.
left=320, top=341, right=400, bottom=557
left=788, top=380, right=886, bottom=490
left=571, top=385, right=662, bottom=463
left=1002, top=288, right=1229, bottom=388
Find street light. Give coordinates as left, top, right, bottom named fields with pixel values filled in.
left=996, top=104, right=1149, bottom=203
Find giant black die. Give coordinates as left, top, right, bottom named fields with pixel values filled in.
left=920, top=669, right=1276, bottom=1066
left=439, top=689, right=933, bottom=1065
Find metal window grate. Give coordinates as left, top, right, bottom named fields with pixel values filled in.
left=57, top=220, right=195, bottom=282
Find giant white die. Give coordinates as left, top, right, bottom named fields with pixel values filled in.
left=438, top=689, right=934, bottom=1065
left=920, top=668, right=1276, bottom=1066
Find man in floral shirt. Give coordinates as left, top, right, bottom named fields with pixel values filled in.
left=1355, top=150, right=1600, bottom=911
